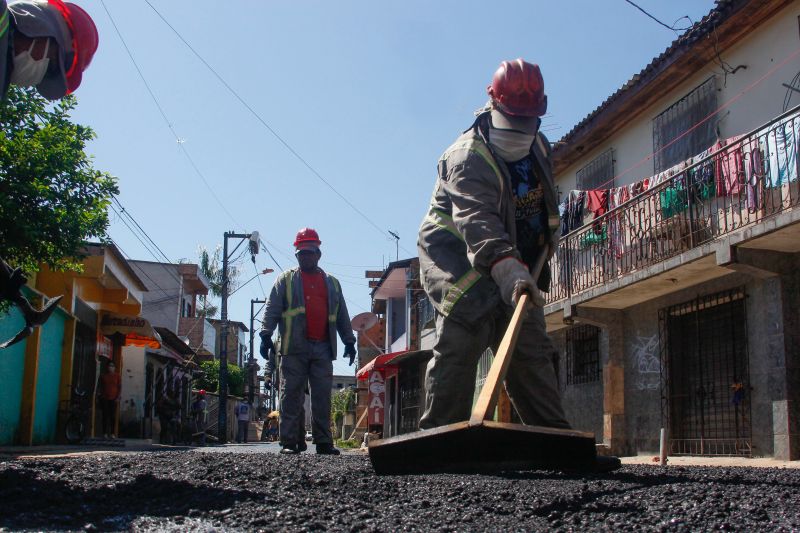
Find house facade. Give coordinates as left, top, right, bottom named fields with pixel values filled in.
left=545, top=0, right=800, bottom=460
left=355, top=259, right=435, bottom=440
left=0, top=243, right=153, bottom=445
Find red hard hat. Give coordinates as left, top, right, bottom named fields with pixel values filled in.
left=293, top=228, right=321, bottom=248
left=199, top=389, right=206, bottom=396
left=487, top=59, right=547, bottom=117
left=48, top=0, right=99, bottom=94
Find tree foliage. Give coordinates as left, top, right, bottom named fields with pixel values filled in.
left=0, top=87, right=119, bottom=274
left=196, top=359, right=244, bottom=397
left=196, top=245, right=241, bottom=318
left=331, top=387, right=355, bottom=425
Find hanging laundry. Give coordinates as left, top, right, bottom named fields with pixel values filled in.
left=714, top=136, right=745, bottom=197
left=688, top=158, right=716, bottom=200
left=559, top=190, right=585, bottom=235
left=586, top=190, right=609, bottom=236
left=607, top=186, right=630, bottom=260
left=659, top=174, right=688, bottom=219
left=764, top=116, right=799, bottom=186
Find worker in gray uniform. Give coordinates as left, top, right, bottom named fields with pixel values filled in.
left=417, top=58, right=568, bottom=431
left=259, top=228, right=356, bottom=455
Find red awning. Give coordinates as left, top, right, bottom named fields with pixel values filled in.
left=356, top=350, right=408, bottom=380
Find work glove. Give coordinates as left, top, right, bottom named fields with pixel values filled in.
left=259, top=332, right=273, bottom=359
left=343, top=343, right=357, bottom=366
left=490, top=257, right=545, bottom=308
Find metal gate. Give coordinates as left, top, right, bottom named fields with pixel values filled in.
left=659, top=288, right=752, bottom=456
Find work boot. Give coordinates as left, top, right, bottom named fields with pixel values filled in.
left=298, top=440, right=308, bottom=452
left=316, top=443, right=341, bottom=455
left=279, top=444, right=300, bottom=455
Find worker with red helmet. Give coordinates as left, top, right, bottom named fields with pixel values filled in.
left=1, top=0, right=98, bottom=102
left=417, top=60, right=572, bottom=434
left=259, top=228, right=356, bottom=455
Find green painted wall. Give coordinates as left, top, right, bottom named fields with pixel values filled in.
left=32, top=309, right=66, bottom=444
left=0, top=306, right=26, bottom=445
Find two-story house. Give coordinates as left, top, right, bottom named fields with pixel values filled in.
left=545, top=0, right=800, bottom=460
left=125, top=260, right=210, bottom=440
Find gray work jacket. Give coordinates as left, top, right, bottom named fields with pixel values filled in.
left=417, top=114, right=560, bottom=327
left=261, top=267, right=355, bottom=359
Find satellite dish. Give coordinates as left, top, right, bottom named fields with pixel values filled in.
left=351, top=312, right=378, bottom=332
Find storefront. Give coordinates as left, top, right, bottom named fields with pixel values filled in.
left=356, top=349, right=431, bottom=439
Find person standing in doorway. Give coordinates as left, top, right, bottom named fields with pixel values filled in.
left=235, top=399, right=251, bottom=443
left=97, top=360, right=121, bottom=439
left=259, top=228, right=356, bottom=455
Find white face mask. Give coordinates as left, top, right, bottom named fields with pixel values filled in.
left=488, top=126, right=536, bottom=162
left=10, top=39, right=51, bottom=87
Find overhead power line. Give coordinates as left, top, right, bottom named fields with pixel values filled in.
left=141, top=0, right=414, bottom=256
left=623, top=0, right=692, bottom=34
left=99, top=0, right=241, bottom=229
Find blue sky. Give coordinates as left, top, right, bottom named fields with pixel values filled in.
left=69, top=0, right=716, bottom=374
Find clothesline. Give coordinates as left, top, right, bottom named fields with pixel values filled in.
left=558, top=110, right=800, bottom=238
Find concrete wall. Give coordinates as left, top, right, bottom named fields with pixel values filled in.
left=119, top=346, right=146, bottom=436
left=556, top=2, right=800, bottom=195
left=552, top=258, right=799, bottom=458
left=0, top=307, right=27, bottom=445
left=131, top=261, right=181, bottom=330
left=31, top=309, right=66, bottom=444
left=552, top=330, right=604, bottom=441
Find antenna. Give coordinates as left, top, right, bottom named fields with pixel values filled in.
left=388, top=230, right=400, bottom=261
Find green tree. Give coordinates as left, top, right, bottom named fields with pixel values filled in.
left=197, top=359, right=244, bottom=397
left=0, top=87, right=118, bottom=275
left=196, top=245, right=240, bottom=318
left=331, top=387, right=355, bottom=427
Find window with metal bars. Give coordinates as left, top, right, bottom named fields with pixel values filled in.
left=565, top=325, right=601, bottom=385
left=576, top=149, right=614, bottom=190
left=653, top=76, right=717, bottom=173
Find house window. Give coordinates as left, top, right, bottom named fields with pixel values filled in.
left=653, top=76, right=717, bottom=173
left=565, top=325, right=601, bottom=385
left=576, top=149, right=614, bottom=190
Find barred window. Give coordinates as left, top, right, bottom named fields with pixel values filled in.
left=576, top=149, right=614, bottom=190
left=653, top=76, right=717, bottom=173
left=566, top=325, right=601, bottom=385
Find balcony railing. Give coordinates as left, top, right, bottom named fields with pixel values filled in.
left=548, top=106, right=800, bottom=304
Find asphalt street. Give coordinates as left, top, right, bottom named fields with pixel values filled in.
left=1, top=446, right=799, bottom=532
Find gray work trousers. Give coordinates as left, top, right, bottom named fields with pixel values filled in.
left=419, top=304, right=570, bottom=430
left=279, top=341, right=334, bottom=446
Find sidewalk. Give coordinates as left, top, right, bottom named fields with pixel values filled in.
left=0, top=440, right=186, bottom=459
left=621, top=454, right=800, bottom=469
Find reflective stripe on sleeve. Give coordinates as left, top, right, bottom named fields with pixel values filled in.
left=440, top=269, right=482, bottom=315
left=0, top=10, right=9, bottom=38
left=426, top=208, right=464, bottom=241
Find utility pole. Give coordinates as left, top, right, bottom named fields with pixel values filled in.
left=249, top=298, right=266, bottom=407
left=218, top=230, right=259, bottom=443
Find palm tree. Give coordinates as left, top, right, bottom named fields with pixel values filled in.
left=196, top=245, right=240, bottom=318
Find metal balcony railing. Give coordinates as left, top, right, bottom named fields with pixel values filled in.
left=548, top=106, right=800, bottom=304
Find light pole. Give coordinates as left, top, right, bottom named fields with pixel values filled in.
left=218, top=230, right=259, bottom=443
left=249, top=298, right=266, bottom=407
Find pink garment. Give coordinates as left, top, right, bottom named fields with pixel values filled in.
left=715, top=136, right=745, bottom=196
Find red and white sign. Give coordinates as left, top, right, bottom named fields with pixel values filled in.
left=97, top=336, right=113, bottom=360
left=367, top=370, right=386, bottom=426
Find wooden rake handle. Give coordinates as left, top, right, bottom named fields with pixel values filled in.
left=468, top=250, right=548, bottom=426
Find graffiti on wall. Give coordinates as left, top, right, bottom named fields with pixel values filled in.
left=633, top=335, right=660, bottom=391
